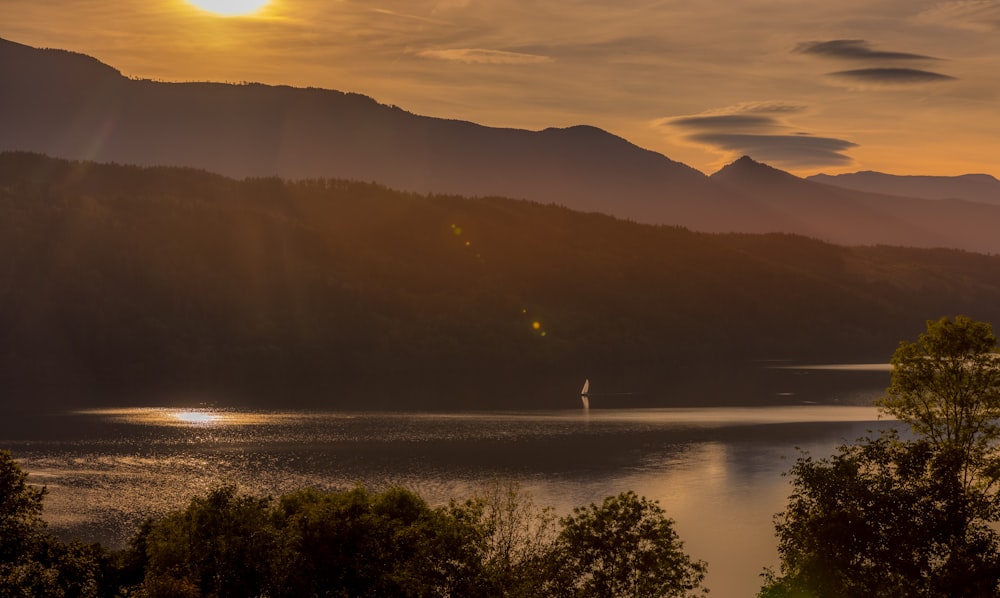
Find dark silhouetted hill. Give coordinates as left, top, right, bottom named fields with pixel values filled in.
left=808, top=171, right=1000, bottom=206
left=3, top=153, right=1000, bottom=410
left=0, top=37, right=738, bottom=228
left=3, top=37, right=1000, bottom=252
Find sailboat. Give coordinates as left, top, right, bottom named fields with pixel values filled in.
left=580, top=379, right=590, bottom=409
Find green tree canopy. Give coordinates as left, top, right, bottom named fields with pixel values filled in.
left=450, top=479, right=558, bottom=597
left=762, top=316, right=1000, bottom=598
left=0, top=450, right=105, bottom=597
left=880, top=315, right=1000, bottom=487
left=0, top=450, right=47, bottom=562
left=548, top=491, right=707, bottom=598
left=760, top=433, right=1000, bottom=598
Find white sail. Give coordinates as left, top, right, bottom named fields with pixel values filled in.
left=580, top=379, right=590, bottom=409
left=581, top=379, right=590, bottom=395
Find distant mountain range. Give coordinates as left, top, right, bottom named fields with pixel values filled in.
left=807, top=171, right=1000, bottom=206
left=2, top=37, right=999, bottom=254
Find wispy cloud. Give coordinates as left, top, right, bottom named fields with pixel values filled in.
left=687, top=133, right=858, bottom=166
left=828, top=67, right=956, bottom=84
left=916, top=1, right=1000, bottom=31
left=795, top=40, right=937, bottom=61
left=669, top=114, right=781, bottom=132
left=416, top=48, right=552, bottom=64
left=660, top=104, right=856, bottom=168
left=372, top=8, right=452, bottom=26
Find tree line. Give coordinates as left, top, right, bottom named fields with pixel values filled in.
left=4, top=316, right=1000, bottom=596
left=1, top=455, right=707, bottom=597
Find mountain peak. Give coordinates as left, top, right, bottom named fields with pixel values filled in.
left=709, top=155, right=800, bottom=183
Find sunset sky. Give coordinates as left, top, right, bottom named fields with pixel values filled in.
left=3, top=0, right=999, bottom=177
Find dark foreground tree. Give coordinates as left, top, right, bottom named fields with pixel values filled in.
left=451, top=479, right=558, bottom=597
left=272, top=486, right=485, bottom=598
left=0, top=450, right=105, bottom=597
left=547, top=491, right=707, bottom=597
left=133, top=485, right=488, bottom=597
left=2, top=449, right=708, bottom=596
left=137, top=486, right=279, bottom=597
left=760, top=433, right=1000, bottom=598
left=761, top=316, right=1000, bottom=598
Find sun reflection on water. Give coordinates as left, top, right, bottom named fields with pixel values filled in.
left=171, top=410, right=221, bottom=425
left=77, top=407, right=278, bottom=428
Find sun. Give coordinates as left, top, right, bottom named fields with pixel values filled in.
left=185, top=0, right=271, bottom=16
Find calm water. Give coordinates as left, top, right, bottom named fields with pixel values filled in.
left=0, top=402, right=897, bottom=597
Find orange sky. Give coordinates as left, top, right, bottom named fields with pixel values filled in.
left=2, top=0, right=999, bottom=177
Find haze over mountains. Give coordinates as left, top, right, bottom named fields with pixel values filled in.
left=2, top=37, right=1000, bottom=254
left=807, top=171, right=1000, bottom=206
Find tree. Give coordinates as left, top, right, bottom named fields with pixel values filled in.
left=139, top=486, right=280, bottom=598
left=451, top=479, right=558, bottom=597
left=761, top=316, right=1000, bottom=597
left=0, top=450, right=105, bottom=597
left=0, top=450, right=47, bottom=563
left=760, top=433, right=1000, bottom=598
left=270, top=485, right=485, bottom=597
left=547, top=491, right=707, bottom=598
left=880, top=315, right=1000, bottom=488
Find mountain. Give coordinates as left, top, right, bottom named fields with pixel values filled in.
left=711, top=156, right=1000, bottom=254
left=0, top=36, right=737, bottom=228
left=808, top=171, right=1000, bottom=206
left=3, top=37, right=1000, bottom=253
left=3, top=152, right=1000, bottom=410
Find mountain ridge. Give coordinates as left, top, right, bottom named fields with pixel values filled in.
left=808, top=170, right=1000, bottom=206
left=3, top=37, right=1000, bottom=253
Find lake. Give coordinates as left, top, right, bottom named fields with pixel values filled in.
left=0, top=398, right=899, bottom=597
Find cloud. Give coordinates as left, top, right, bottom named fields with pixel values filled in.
left=916, top=1, right=1000, bottom=31
left=659, top=104, right=857, bottom=168
left=416, top=48, right=552, bottom=64
left=669, top=114, right=781, bottom=132
left=795, top=39, right=955, bottom=87
left=372, top=8, right=451, bottom=25
left=828, top=67, right=957, bottom=84
left=687, top=133, right=858, bottom=166
left=795, top=39, right=937, bottom=61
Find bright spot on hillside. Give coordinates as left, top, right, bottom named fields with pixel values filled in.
left=185, top=0, right=271, bottom=16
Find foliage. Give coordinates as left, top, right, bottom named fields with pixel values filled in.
left=138, top=486, right=279, bottom=597
left=450, top=479, right=559, bottom=597
left=760, top=433, right=1000, bottom=598
left=0, top=450, right=106, bottom=597
left=0, top=451, right=709, bottom=597
left=880, top=315, right=1000, bottom=488
left=131, top=484, right=707, bottom=597
left=269, top=486, right=484, bottom=598
left=548, top=491, right=707, bottom=598
left=0, top=449, right=47, bottom=562
left=762, top=317, right=1000, bottom=597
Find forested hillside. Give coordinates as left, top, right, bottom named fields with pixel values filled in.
left=3, top=152, right=1000, bottom=409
